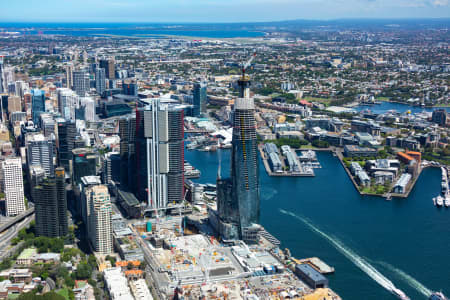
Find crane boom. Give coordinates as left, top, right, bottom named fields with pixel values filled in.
left=241, top=52, right=256, bottom=79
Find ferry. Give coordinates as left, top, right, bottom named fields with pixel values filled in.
left=429, top=292, right=448, bottom=300
left=391, top=287, right=410, bottom=300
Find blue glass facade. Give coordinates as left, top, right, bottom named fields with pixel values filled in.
left=31, top=89, right=45, bottom=125
left=193, top=82, right=207, bottom=117
left=217, top=97, right=260, bottom=241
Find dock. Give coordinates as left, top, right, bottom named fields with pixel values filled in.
left=295, top=257, right=335, bottom=274
left=258, top=145, right=315, bottom=177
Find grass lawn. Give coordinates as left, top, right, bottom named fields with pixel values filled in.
left=376, top=97, right=390, bottom=101
left=300, top=145, right=317, bottom=149
left=57, top=288, right=70, bottom=300
left=303, top=96, right=332, bottom=104
left=432, top=103, right=450, bottom=107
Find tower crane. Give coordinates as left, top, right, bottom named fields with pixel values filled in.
left=240, top=51, right=256, bottom=80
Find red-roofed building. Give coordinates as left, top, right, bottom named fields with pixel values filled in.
left=397, top=152, right=414, bottom=164
left=299, top=100, right=312, bottom=107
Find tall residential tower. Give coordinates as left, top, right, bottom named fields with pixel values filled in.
left=216, top=75, right=260, bottom=242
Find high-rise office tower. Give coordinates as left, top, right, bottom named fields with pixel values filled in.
left=99, top=58, right=115, bottom=79
left=31, top=89, right=45, bottom=125
left=139, top=99, right=184, bottom=210
left=33, top=167, right=68, bottom=237
left=87, top=184, right=112, bottom=254
left=2, top=157, right=25, bottom=216
left=26, top=133, right=55, bottom=177
left=57, top=88, right=79, bottom=121
left=193, top=82, right=207, bottom=117
left=216, top=78, right=260, bottom=242
left=103, top=152, right=120, bottom=185
left=79, top=97, right=95, bottom=122
left=66, top=64, right=74, bottom=89
left=3, top=67, right=14, bottom=91
left=14, top=81, right=28, bottom=99
left=57, top=120, right=76, bottom=172
left=40, top=115, right=56, bottom=138
left=72, top=70, right=90, bottom=96
left=122, top=80, right=138, bottom=96
left=72, top=148, right=97, bottom=185
left=0, top=57, right=4, bottom=94
left=119, top=116, right=136, bottom=190
left=95, top=68, right=106, bottom=96
left=7, top=95, right=21, bottom=114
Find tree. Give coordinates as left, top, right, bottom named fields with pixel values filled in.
left=75, top=262, right=92, bottom=280
left=88, top=255, right=97, bottom=269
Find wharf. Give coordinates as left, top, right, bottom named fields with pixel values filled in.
left=258, top=145, right=315, bottom=177
left=295, top=257, right=335, bottom=274
left=335, top=150, right=427, bottom=199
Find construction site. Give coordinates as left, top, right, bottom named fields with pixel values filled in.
left=131, top=214, right=341, bottom=300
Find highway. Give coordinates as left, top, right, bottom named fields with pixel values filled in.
left=0, top=214, right=35, bottom=260
left=0, top=207, right=35, bottom=234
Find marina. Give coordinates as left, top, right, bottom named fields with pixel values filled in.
left=432, top=166, right=450, bottom=208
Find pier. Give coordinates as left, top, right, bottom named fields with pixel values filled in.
left=258, top=145, right=315, bottom=177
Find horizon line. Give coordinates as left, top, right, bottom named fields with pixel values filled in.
left=0, top=17, right=450, bottom=25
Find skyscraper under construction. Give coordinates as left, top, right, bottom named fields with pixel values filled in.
left=217, top=72, right=261, bottom=242
left=33, top=167, right=68, bottom=238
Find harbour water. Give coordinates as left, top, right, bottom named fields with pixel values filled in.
left=185, top=149, right=450, bottom=300
left=0, top=23, right=265, bottom=38
left=354, top=101, right=450, bottom=114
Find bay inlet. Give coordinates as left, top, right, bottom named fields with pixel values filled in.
left=185, top=149, right=450, bottom=300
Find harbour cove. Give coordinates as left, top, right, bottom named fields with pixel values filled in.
left=185, top=149, right=450, bottom=300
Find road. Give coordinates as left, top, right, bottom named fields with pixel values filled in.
left=0, top=214, right=34, bottom=260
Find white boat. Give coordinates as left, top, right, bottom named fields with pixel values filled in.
left=436, top=196, right=444, bottom=207
left=391, top=288, right=410, bottom=300
left=429, top=292, right=448, bottom=300
left=433, top=197, right=437, bottom=206
left=445, top=195, right=450, bottom=207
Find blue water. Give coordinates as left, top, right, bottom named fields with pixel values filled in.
left=354, top=101, right=450, bottom=114
left=0, top=23, right=264, bottom=38
left=185, top=149, right=450, bottom=300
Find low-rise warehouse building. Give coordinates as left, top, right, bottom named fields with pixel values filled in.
left=295, top=264, right=329, bottom=289
left=393, top=173, right=412, bottom=194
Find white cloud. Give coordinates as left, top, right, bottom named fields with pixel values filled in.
left=431, top=0, right=449, bottom=6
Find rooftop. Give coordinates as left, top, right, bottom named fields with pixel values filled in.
left=17, top=248, right=38, bottom=260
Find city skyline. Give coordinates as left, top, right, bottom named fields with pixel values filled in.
left=2, top=0, right=450, bottom=22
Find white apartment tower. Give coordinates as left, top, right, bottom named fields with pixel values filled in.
left=87, top=185, right=113, bottom=254
left=73, top=70, right=90, bottom=97
left=57, top=88, right=79, bottom=121
left=2, top=158, right=25, bottom=216
left=80, top=97, right=95, bottom=122
left=26, top=133, right=55, bottom=177
left=66, top=64, right=74, bottom=89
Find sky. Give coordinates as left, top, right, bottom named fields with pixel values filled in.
left=2, top=0, right=450, bottom=22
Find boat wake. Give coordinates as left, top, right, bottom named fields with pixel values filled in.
left=279, top=209, right=407, bottom=297
left=378, top=261, right=432, bottom=297
left=261, top=188, right=278, bottom=201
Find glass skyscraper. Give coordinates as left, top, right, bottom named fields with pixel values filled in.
left=33, top=167, right=68, bottom=238
left=217, top=78, right=260, bottom=242
left=31, top=89, right=45, bottom=125
left=57, top=120, right=76, bottom=172
left=193, top=82, right=207, bottom=117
